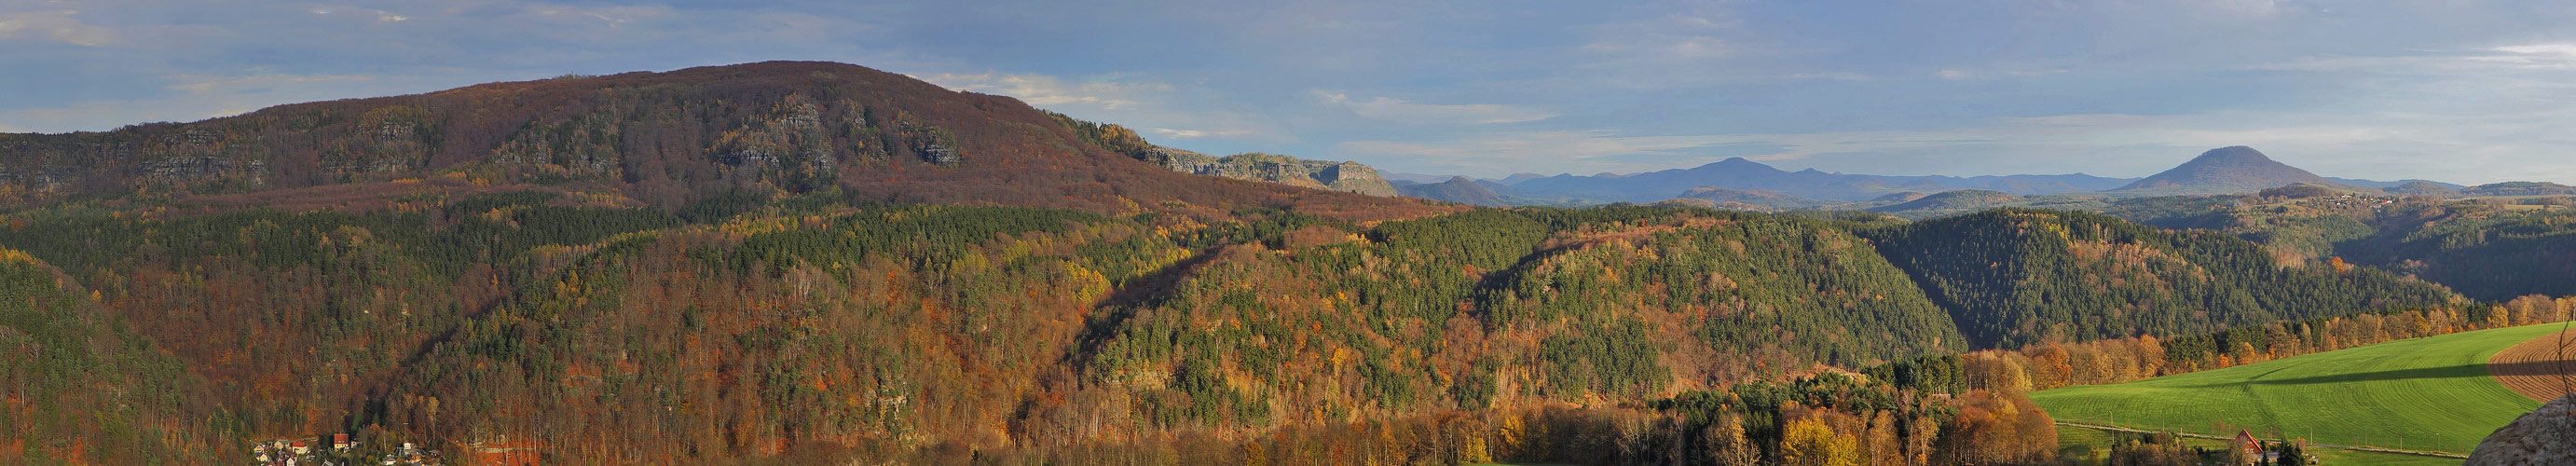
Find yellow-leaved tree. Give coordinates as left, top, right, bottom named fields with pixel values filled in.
left=1781, top=417, right=1860, bottom=466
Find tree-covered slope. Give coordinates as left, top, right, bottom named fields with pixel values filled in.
left=0, top=187, right=2491, bottom=462
left=2100, top=193, right=2576, bottom=301
left=1864, top=209, right=2460, bottom=348
left=2346, top=205, right=2576, bottom=301
left=0, top=249, right=232, bottom=463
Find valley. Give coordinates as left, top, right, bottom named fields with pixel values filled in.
left=0, top=61, right=2569, bottom=464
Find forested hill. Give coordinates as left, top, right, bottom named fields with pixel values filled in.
left=2099, top=192, right=2576, bottom=301
left=1864, top=209, right=2460, bottom=348
left=0, top=191, right=2466, bottom=462
left=0, top=61, right=1448, bottom=222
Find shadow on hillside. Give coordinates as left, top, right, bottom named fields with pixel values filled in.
left=2196, top=361, right=2572, bottom=387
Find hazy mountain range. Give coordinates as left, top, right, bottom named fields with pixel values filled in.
left=1365, top=146, right=2552, bottom=208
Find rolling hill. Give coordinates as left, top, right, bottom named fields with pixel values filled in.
left=1392, top=176, right=1510, bottom=205
left=2098, top=189, right=2576, bottom=300
left=1862, top=209, right=2460, bottom=348
left=1670, top=185, right=1827, bottom=210
left=1865, top=189, right=2018, bottom=217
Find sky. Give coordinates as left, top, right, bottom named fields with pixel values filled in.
left=7, top=1, right=2576, bottom=184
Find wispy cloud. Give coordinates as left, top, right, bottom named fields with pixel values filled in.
left=1313, top=90, right=1554, bottom=125
left=307, top=7, right=410, bottom=23
left=0, top=9, right=115, bottom=46
left=916, top=70, right=1282, bottom=142
left=1147, top=128, right=1255, bottom=139
left=921, top=72, right=1168, bottom=110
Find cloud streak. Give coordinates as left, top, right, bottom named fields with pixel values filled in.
left=922, top=72, right=1163, bottom=110
left=0, top=9, right=114, bottom=46
left=1313, top=90, right=1555, bottom=125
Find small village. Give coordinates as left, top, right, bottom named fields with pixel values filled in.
left=249, top=433, right=442, bottom=466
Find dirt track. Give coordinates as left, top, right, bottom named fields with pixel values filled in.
left=2487, top=326, right=2576, bottom=402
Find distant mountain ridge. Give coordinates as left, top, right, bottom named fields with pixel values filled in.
left=1470, top=145, right=2486, bottom=204
left=1503, top=157, right=2135, bottom=203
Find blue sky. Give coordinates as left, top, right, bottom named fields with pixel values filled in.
left=7, top=1, right=2576, bottom=184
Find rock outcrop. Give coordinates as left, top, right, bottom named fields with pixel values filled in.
left=1144, top=147, right=1397, bottom=197
left=2466, top=393, right=2576, bottom=465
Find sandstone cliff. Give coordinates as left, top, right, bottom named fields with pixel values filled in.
left=1143, top=147, right=1398, bottom=197
left=2467, top=393, right=2576, bottom=465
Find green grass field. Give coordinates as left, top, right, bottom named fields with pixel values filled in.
left=2034, top=322, right=2564, bottom=455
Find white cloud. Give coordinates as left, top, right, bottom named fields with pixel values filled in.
left=1313, top=90, right=1554, bottom=125
left=2491, top=44, right=2576, bottom=57
left=308, top=7, right=409, bottom=23
left=0, top=9, right=115, bottom=46
left=2189, top=0, right=2289, bottom=18
left=1576, top=11, right=1744, bottom=61
left=165, top=73, right=376, bottom=92
left=916, top=70, right=1282, bottom=143
left=2473, top=43, right=2576, bottom=69
left=920, top=72, right=1167, bottom=111
left=2257, top=43, right=2576, bottom=74
left=1147, top=128, right=1254, bottom=139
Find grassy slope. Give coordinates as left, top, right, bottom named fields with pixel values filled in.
left=2034, top=322, right=2564, bottom=454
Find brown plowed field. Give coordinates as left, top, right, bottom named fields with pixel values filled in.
left=2487, top=327, right=2576, bottom=402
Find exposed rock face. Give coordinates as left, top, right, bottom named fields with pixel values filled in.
left=1145, top=148, right=1397, bottom=197
left=2467, top=394, right=2576, bottom=465
left=897, top=120, right=965, bottom=166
